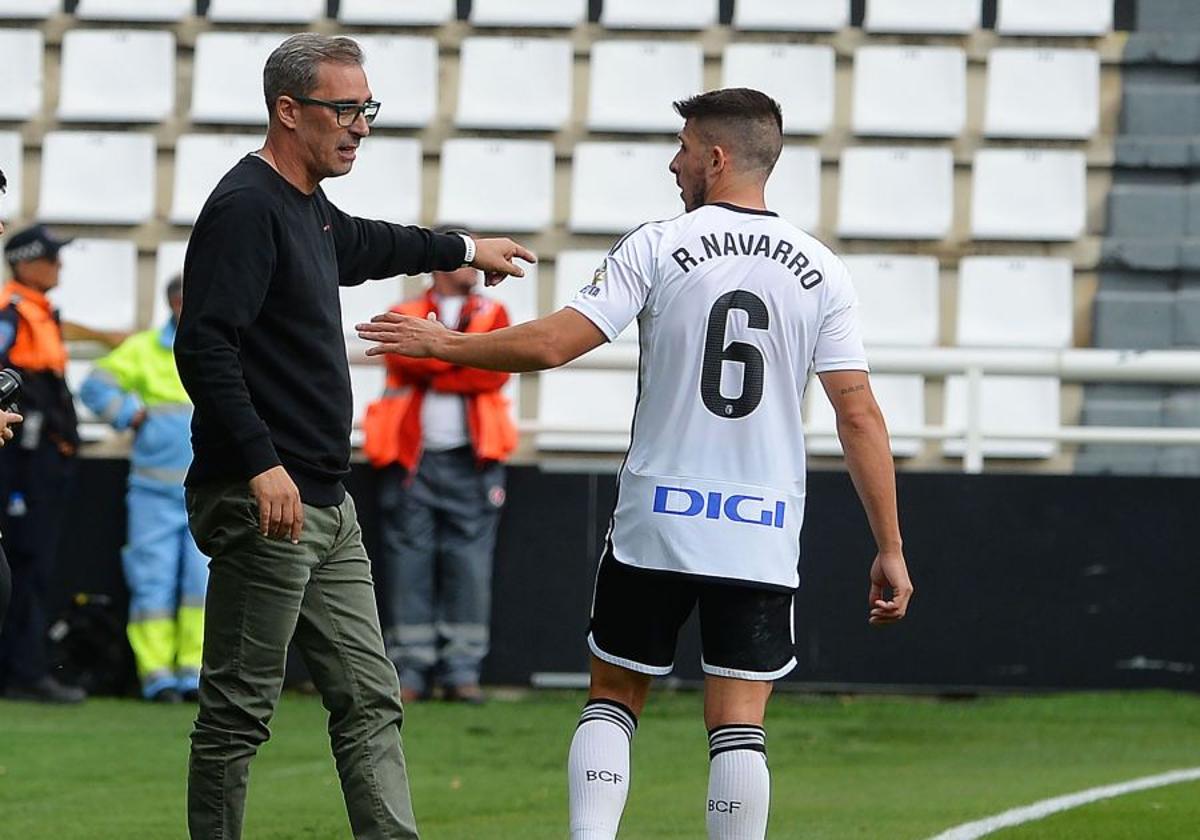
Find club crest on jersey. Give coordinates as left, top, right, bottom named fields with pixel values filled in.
left=578, top=261, right=606, bottom=298
left=652, top=485, right=786, bottom=529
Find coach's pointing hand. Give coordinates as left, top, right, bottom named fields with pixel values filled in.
left=470, top=237, right=537, bottom=287
left=249, top=465, right=304, bottom=543
left=357, top=312, right=447, bottom=358
left=868, top=550, right=913, bottom=625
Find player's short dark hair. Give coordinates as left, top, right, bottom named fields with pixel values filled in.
left=263, top=33, right=365, bottom=117
left=165, top=274, right=183, bottom=303
left=673, top=88, right=784, bottom=175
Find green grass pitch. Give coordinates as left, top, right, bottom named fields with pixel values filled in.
left=1, top=690, right=1197, bottom=838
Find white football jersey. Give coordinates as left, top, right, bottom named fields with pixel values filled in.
left=567, top=202, right=868, bottom=590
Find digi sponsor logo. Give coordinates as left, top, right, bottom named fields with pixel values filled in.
left=652, top=485, right=785, bottom=529
left=586, top=770, right=624, bottom=784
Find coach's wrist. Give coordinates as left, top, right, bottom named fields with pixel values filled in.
left=459, top=234, right=476, bottom=267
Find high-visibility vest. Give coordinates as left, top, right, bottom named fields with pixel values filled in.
left=0, top=281, right=68, bottom=374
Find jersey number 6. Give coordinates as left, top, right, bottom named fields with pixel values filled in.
left=700, top=290, right=768, bottom=420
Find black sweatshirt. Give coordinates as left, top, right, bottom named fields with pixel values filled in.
left=176, top=155, right=467, bottom=507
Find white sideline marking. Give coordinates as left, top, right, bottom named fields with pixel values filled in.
left=926, top=767, right=1200, bottom=840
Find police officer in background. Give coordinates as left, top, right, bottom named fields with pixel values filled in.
left=0, top=222, right=84, bottom=703
left=0, top=168, right=25, bottom=630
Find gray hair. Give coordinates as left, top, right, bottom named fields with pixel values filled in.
left=263, top=33, right=364, bottom=116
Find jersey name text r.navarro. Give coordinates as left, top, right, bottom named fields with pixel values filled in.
left=671, top=231, right=825, bottom=289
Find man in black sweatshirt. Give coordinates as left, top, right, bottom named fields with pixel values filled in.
left=175, top=34, right=534, bottom=840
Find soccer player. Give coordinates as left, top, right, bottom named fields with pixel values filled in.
left=357, top=88, right=914, bottom=840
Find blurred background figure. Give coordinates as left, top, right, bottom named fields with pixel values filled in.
left=0, top=166, right=23, bottom=631
left=80, top=276, right=205, bottom=703
left=0, top=224, right=84, bottom=703
left=364, top=239, right=517, bottom=703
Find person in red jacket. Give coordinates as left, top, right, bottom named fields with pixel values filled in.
left=364, top=237, right=517, bottom=703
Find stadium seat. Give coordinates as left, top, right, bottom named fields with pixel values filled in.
left=536, top=369, right=636, bottom=452
left=943, top=376, right=1060, bottom=459
left=0, top=0, right=59, bottom=18
left=340, top=277, right=404, bottom=349
left=1076, top=384, right=1163, bottom=475
left=733, top=0, right=849, bottom=31
left=470, top=0, right=586, bottom=27
left=1107, top=184, right=1187, bottom=239
left=995, top=0, right=1112, bottom=35
left=588, top=41, right=703, bottom=133
left=39, top=132, right=156, bottom=225
left=839, top=255, right=939, bottom=347
left=170, top=134, right=262, bottom=226
left=191, top=32, right=287, bottom=125
left=75, top=0, right=192, bottom=20
left=456, top=37, right=573, bottom=131
left=1121, top=85, right=1200, bottom=137
left=863, top=0, right=980, bottom=33
left=338, top=0, right=453, bottom=24
left=207, top=0, right=323, bottom=23
left=479, top=262, right=540, bottom=326
left=1176, top=277, right=1200, bottom=347
left=1091, top=273, right=1174, bottom=350
left=765, top=145, right=821, bottom=232
left=599, top=0, right=717, bottom=29
left=984, top=48, right=1100, bottom=140
left=437, top=140, right=554, bottom=233
left=0, top=132, right=22, bottom=221
left=56, top=238, right=138, bottom=332
left=971, top=149, right=1087, bottom=241
left=804, top=374, right=925, bottom=457
left=956, top=257, right=1073, bottom=349
left=852, top=46, right=966, bottom=138
left=837, top=147, right=954, bottom=240
left=0, top=30, right=43, bottom=120
left=58, top=30, right=175, bottom=124
left=1159, top=389, right=1200, bottom=475
left=554, top=250, right=640, bottom=344
left=320, top=136, right=422, bottom=224
left=570, top=142, right=681, bottom=234
left=721, top=43, right=835, bottom=136
left=349, top=364, right=386, bottom=432
left=152, top=240, right=189, bottom=327
left=341, top=35, right=437, bottom=129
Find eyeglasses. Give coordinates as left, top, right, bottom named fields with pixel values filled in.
left=291, top=96, right=381, bottom=127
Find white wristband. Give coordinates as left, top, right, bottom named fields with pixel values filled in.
left=459, top=233, right=476, bottom=266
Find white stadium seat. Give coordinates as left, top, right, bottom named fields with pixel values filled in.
left=456, top=37, right=573, bottom=131
left=0, top=0, right=60, bottom=18
left=480, top=263, right=540, bottom=326
left=852, top=46, right=966, bottom=138
left=721, top=43, right=835, bottom=136
left=170, top=134, right=262, bottom=226
left=338, top=0, right=453, bottom=25
left=320, top=137, right=422, bottom=224
left=599, top=0, right=717, bottom=30
left=208, top=0, right=323, bottom=23
left=75, top=0, right=191, bottom=21
left=943, top=376, right=1060, bottom=459
left=840, top=255, right=940, bottom=347
left=470, top=0, right=586, bottom=27
left=984, top=48, right=1100, bottom=140
left=971, top=149, right=1087, bottom=241
left=191, top=32, right=287, bottom=125
left=588, top=41, right=703, bottom=133
left=58, top=30, right=175, bottom=123
left=837, top=147, right=954, bottom=240
left=349, top=364, right=386, bottom=432
left=996, top=0, right=1112, bottom=35
left=56, top=238, right=138, bottom=332
left=340, top=277, right=404, bottom=350
left=733, top=0, right=849, bottom=31
left=153, top=240, right=189, bottom=327
left=864, top=0, right=980, bottom=33
left=805, top=374, right=925, bottom=457
left=537, top=369, right=637, bottom=452
left=956, top=257, right=1073, bottom=349
left=437, top=140, right=555, bottom=233
left=0, top=133, right=22, bottom=221
left=39, top=132, right=156, bottom=225
left=554, top=250, right=640, bottom=344
left=0, top=30, right=43, bottom=120
left=570, top=142, right=681, bottom=234
left=344, top=36, right=437, bottom=129
left=765, top=145, right=821, bottom=232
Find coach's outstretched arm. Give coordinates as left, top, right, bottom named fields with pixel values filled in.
left=819, top=369, right=914, bottom=626
left=357, top=307, right=607, bottom=373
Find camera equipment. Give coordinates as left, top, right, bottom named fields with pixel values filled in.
left=0, top=368, right=23, bottom=411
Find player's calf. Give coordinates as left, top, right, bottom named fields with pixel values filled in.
left=568, top=698, right=638, bottom=840
left=706, top=724, right=770, bottom=840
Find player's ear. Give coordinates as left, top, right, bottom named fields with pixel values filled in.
left=275, top=95, right=300, bottom=130
left=710, top=144, right=730, bottom=175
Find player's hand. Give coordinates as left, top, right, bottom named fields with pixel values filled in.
left=470, top=237, right=537, bottom=287
left=0, top=410, right=22, bottom=446
left=868, top=550, right=913, bottom=625
left=356, top=312, right=448, bottom=358
left=248, top=465, right=304, bottom=543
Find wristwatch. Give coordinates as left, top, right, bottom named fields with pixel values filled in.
left=459, top=233, right=476, bottom=266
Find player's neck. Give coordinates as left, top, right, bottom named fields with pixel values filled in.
left=703, top=182, right=768, bottom=213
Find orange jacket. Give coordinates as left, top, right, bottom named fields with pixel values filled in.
left=363, top=290, right=517, bottom=471
left=0, top=280, right=68, bottom=374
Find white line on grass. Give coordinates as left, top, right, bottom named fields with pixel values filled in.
left=926, top=767, right=1200, bottom=840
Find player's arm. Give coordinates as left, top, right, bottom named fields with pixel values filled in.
left=357, top=308, right=607, bottom=373
left=819, top=369, right=913, bottom=625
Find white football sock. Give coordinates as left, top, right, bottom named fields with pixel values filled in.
left=706, top=725, right=770, bottom=840
left=568, top=699, right=637, bottom=840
